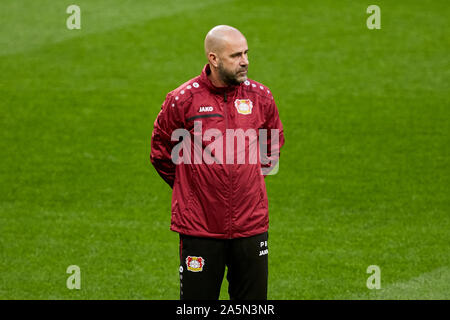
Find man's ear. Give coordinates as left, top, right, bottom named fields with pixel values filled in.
left=208, top=52, right=219, bottom=68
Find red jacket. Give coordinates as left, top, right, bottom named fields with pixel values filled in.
left=150, top=64, right=285, bottom=239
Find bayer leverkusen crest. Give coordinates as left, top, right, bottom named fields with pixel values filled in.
left=234, top=99, right=253, bottom=115
left=186, top=256, right=205, bottom=272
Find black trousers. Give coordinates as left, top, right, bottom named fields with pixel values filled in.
left=179, top=232, right=268, bottom=300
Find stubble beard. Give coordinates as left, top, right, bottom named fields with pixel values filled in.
left=218, top=61, right=247, bottom=86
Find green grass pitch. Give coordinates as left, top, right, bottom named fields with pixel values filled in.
left=0, top=0, right=448, bottom=299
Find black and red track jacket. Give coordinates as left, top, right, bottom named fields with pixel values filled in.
left=151, top=64, right=284, bottom=239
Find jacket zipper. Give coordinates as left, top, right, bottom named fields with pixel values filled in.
left=223, top=92, right=232, bottom=238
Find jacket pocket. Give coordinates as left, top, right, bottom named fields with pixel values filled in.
left=258, top=176, right=268, bottom=210
left=171, top=199, right=179, bottom=226
left=185, top=166, right=197, bottom=213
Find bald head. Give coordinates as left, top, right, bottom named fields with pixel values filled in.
left=204, top=25, right=246, bottom=57
left=204, top=25, right=249, bottom=86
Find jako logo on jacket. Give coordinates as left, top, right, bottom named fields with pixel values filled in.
left=198, top=106, right=213, bottom=112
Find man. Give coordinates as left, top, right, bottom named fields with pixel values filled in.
left=150, top=25, right=285, bottom=300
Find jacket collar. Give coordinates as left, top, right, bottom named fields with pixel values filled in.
left=199, top=64, right=241, bottom=95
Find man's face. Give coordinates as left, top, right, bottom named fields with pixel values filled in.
left=217, top=35, right=249, bottom=86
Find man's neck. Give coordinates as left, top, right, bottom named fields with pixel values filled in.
left=207, top=68, right=228, bottom=88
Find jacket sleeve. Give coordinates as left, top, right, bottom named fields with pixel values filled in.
left=260, top=97, right=285, bottom=177
left=150, top=93, right=184, bottom=188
